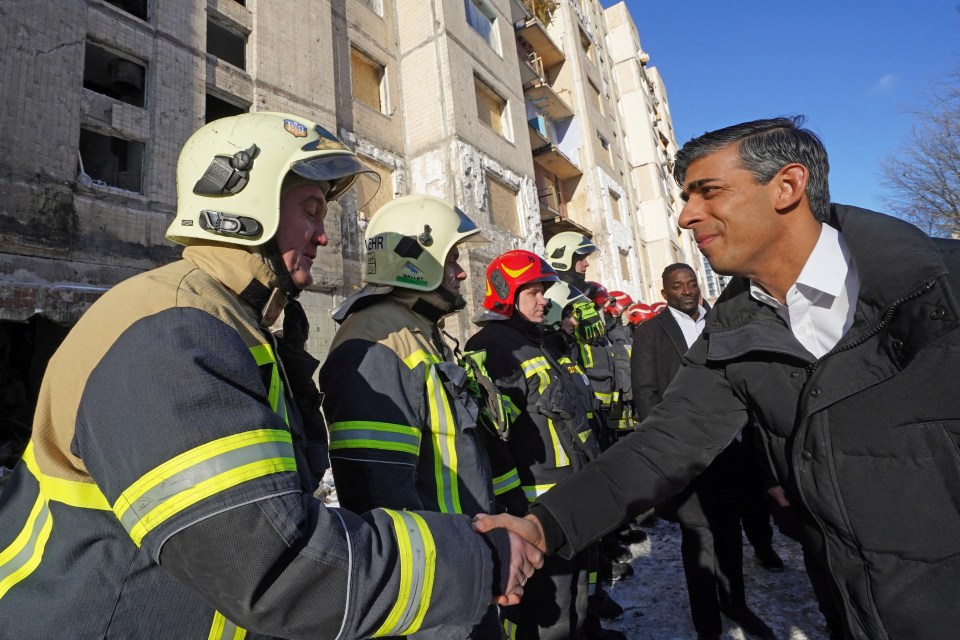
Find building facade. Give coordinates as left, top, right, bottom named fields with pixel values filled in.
left=0, top=0, right=706, bottom=460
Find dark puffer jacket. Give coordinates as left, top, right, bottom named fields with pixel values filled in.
left=531, top=205, right=960, bottom=640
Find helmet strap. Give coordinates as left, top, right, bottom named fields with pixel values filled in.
left=434, top=284, right=466, bottom=312
left=259, top=238, right=302, bottom=299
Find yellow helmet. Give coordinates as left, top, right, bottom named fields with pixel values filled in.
left=363, top=194, right=483, bottom=291
left=167, top=112, right=380, bottom=247
left=542, top=280, right=588, bottom=331
left=544, top=231, right=598, bottom=272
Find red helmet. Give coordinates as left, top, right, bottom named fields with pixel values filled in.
left=604, top=291, right=634, bottom=317
left=482, top=250, right=559, bottom=318
left=650, top=301, right=667, bottom=315
left=626, top=302, right=656, bottom=325
left=583, top=281, right=610, bottom=307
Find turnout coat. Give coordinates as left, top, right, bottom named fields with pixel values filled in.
left=531, top=205, right=960, bottom=640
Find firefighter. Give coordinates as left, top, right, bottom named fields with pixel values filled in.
left=625, top=301, right=656, bottom=333
left=319, top=194, right=504, bottom=638
left=577, top=281, right=618, bottom=450
left=602, top=291, right=637, bottom=438
left=0, top=112, right=540, bottom=639
left=466, top=250, right=606, bottom=639
left=545, top=231, right=605, bottom=344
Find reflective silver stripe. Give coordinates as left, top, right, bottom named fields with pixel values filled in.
left=492, top=468, right=521, bottom=496
left=373, top=510, right=436, bottom=636
left=116, top=436, right=294, bottom=535
left=208, top=611, right=247, bottom=640
left=328, top=422, right=421, bottom=455
left=0, top=492, right=51, bottom=599
left=426, top=366, right=459, bottom=513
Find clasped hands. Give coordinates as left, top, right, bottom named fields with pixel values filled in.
left=472, top=513, right=547, bottom=605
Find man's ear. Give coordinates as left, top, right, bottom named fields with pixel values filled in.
left=774, top=163, right=808, bottom=212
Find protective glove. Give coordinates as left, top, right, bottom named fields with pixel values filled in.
left=572, top=300, right=605, bottom=344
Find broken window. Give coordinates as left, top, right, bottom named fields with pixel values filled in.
left=475, top=76, right=508, bottom=139
left=207, top=17, right=246, bottom=70
left=487, top=174, right=520, bottom=235
left=103, top=0, right=147, bottom=21
left=609, top=189, right=621, bottom=221
left=84, top=40, right=146, bottom=108
left=351, top=46, right=386, bottom=113
left=205, top=93, right=247, bottom=123
left=78, top=128, right=145, bottom=193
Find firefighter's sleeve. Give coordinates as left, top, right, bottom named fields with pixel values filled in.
left=73, top=307, right=507, bottom=638
left=319, top=339, right=425, bottom=514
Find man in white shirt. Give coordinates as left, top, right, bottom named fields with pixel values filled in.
left=478, top=116, right=960, bottom=640
left=632, top=263, right=773, bottom=640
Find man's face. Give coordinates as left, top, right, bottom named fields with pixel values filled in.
left=574, top=253, right=590, bottom=274
left=516, top=282, right=547, bottom=323
left=440, top=247, right=467, bottom=297
left=276, top=184, right=329, bottom=289
left=677, top=144, right=781, bottom=279
left=662, top=268, right=700, bottom=316
left=561, top=311, right=577, bottom=336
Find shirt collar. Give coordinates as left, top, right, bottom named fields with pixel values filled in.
left=667, top=304, right=706, bottom=322
left=750, top=224, right=850, bottom=308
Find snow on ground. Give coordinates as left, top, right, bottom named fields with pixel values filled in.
left=604, top=519, right=829, bottom=640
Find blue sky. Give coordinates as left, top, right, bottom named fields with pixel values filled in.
left=611, top=1, right=960, bottom=212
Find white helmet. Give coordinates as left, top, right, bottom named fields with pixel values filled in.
left=363, top=194, right=483, bottom=292
left=542, top=280, right=589, bottom=331
left=167, top=112, right=379, bottom=247
left=544, top=231, right=598, bottom=272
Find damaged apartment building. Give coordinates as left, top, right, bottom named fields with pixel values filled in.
left=0, top=0, right=704, bottom=467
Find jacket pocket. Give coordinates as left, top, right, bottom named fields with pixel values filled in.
left=918, top=421, right=960, bottom=521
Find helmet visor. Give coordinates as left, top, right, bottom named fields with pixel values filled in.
left=292, top=154, right=381, bottom=210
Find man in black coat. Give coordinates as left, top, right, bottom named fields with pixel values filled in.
left=477, top=116, right=960, bottom=640
left=631, top=264, right=772, bottom=640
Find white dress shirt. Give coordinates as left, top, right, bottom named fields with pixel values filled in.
left=668, top=304, right=707, bottom=349
left=749, top=224, right=860, bottom=359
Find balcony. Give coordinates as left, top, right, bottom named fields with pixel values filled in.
left=528, top=116, right=581, bottom=180
left=524, top=80, right=573, bottom=122
left=515, top=1, right=564, bottom=68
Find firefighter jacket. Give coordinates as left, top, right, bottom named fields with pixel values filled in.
left=0, top=243, right=509, bottom=640
left=605, top=320, right=635, bottom=432
left=465, top=315, right=600, bottom=517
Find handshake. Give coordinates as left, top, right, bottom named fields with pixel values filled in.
left=473, top=513, right=548, bottom=605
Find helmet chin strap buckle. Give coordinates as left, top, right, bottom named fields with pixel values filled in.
left=193, top=145, right=259, bottom=196
left=418, top=225, right=433, bottom=247
left=199, top=210, right=263, bottom=238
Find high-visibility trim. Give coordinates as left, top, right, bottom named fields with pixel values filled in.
left=426, top=366, right=460, bottom=514
left=329, top=421, right=421, bottom=455
left=546, top=419, right=570, bottom=468
left=492, top=468, right=521, bottom=496
left=578, top=429, right=591, bottom=443
left=0, top=487, right=52, bottom=599
left=113, top=429, right=296, bottom=546
left=403, top=349, right=441, bottom=370
left=372, top=510, right=437, bottom=637
left=503, top=618, right=518, bottom=639
left=503, top=395, right=521, bottom=425
left=520, top=356, right=551, bottom=394
left=587, top=570, right=598, bottom=595
left=249, top=343, right=289, bottom=425
left=522, top=483, right=555, bottom=500
left=208, top=612, right=247, bottom=640
left=579, top=344, right=594, bottom=368
left=594, top=391, right=613, bottom=407
left=22, top=442, right=110, bottom=511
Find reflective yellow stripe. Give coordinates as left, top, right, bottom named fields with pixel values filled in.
left=329, top=421, right=421, bottom=455
left=522, top=483, right=555, bottom=500
left=580, top=344, right=594, bottom=368
left=546, top=418, right=569, bottom=467
left=503, top=619, right=518, bottom=639
left=249, top=343, right=289, bottom=425
left=403, top=349, right=441, bottom=370
left=426, top=365, right=460, bottom=514
left=595, top=391, right=613, bottom=407
left=208, top=612, right=247, bottom=640
left=21, top=442, right=110, bottom=510
left=114, top=429, right=296, bottom=546
left=492, top=468, right=521, bottom=496
left=520, top=356, right=551, bottom=394
left=503, top=396, right=521, bottom=425
left=0, top=486, right=52, bottom=599
left=372, top=510, right=437, bottom=637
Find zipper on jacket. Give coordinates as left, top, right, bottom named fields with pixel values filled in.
left=805, top=279, right=936, bottom=377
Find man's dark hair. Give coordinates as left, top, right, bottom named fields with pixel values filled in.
left=662, top=263, right=695, bottom=284
left=673, top=116, right=831, bottom=223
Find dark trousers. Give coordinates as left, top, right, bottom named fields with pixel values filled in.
left=679, top=516, right=746, bottom=636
